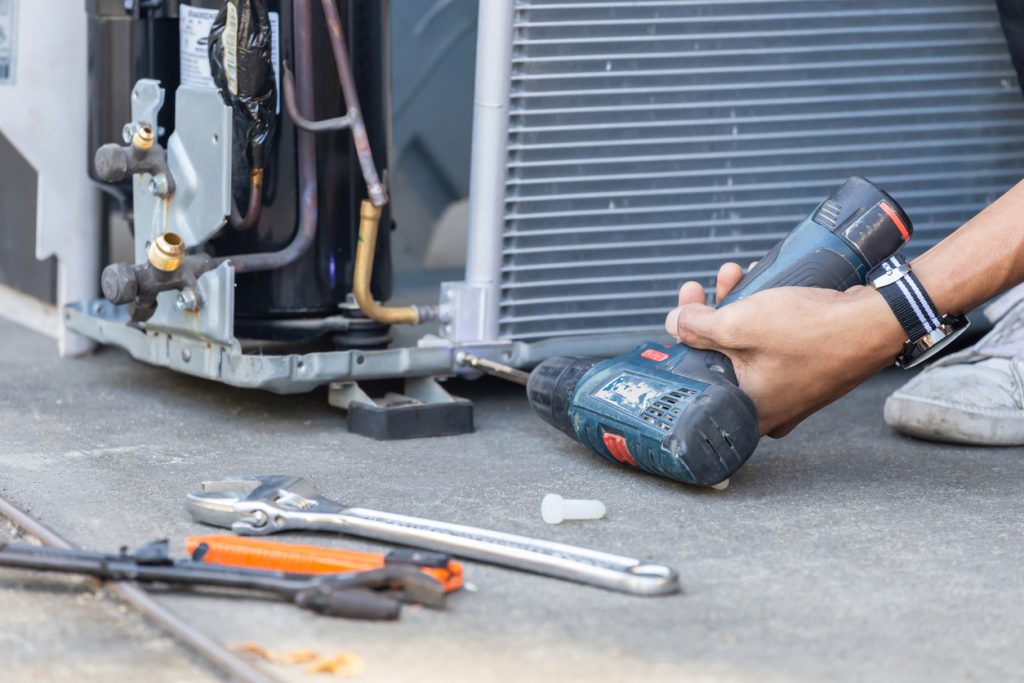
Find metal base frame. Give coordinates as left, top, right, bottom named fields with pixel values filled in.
left=65, top=300, right=467, bottom=394
left=66, top=297, right=660, bottom=387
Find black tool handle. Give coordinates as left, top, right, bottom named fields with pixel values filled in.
left=295, top=587, right=402, bottom=620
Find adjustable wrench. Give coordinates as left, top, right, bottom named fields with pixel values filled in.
left=185, top=476, right=680, bottom=596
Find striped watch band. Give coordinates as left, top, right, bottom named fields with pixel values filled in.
left=868, top=255, right=941, bottom=343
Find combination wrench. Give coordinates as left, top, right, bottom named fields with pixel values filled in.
left=185, top=476, right=680, bottom=596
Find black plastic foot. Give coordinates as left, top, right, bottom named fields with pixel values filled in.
left=348, top=399, right=474, bottom=440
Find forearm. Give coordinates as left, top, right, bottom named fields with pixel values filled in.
left=912, top=179, right=1024, bottom=315
left=843, top=180, right=1024, bottom=371
left=667, top=180, right=1024, bottom=436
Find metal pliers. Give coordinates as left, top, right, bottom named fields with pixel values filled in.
left=0, top=539, right=445, bottom=620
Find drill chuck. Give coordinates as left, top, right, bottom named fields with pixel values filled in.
left=527, top=356, right=599, bottom=437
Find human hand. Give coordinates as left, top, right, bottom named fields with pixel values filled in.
left=665, top=264, right=907, bottom=437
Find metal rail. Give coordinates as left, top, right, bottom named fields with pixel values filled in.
left=0, top=494, right=279, bottom=683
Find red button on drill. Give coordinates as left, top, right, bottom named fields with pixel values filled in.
left=640, top=349, right=669, bottom=362
left=602, top=433, right=638, bottom=467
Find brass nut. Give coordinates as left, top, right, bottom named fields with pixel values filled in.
left=132, top=125, right=155, bottom=151
left=148, top=233, right=185, bottom=272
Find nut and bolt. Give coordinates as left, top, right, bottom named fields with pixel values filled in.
left=147, top=174, right=170, bottom=197
left=175, top=289, right=199, bottom=312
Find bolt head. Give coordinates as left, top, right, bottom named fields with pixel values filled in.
left=147, top=175, right=170, bottom=197
left=175, top=289, right=199, bottom=312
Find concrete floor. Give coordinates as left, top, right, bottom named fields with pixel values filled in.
left=2, top=316, right=1023, bottom=682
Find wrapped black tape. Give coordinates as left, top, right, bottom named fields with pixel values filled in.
left=208, top=0, right=277, bottom=170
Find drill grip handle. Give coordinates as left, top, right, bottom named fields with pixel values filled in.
left=718, top=176, right=911, bottom=307
left=718, top=241, right=862, bottom=307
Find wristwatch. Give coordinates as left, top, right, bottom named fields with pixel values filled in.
left=868, top=254, right=970, bottom=369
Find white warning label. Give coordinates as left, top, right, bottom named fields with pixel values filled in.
left=180, top=4, right=219, bottom=89
left=269, top=12, right=281, bottom=112
left=0, top=0, right=17, bottom=85
left=179, top=3, right=280, bottom=112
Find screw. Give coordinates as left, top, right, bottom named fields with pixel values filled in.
left=181, top=348, right=191, bottom=362
left=148, top=175, right=170, bottom=196
left=175, top=289, right=199, bottom=312
left=148, top=175, right=170, bottom=197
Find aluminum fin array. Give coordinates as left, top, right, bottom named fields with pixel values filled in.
left=500, top=0, right=1024, bottom=341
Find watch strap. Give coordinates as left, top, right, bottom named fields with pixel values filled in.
left=870, top=255, right=941, bottom=342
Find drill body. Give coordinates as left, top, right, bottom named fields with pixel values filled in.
left=527, top=177, right=913, bottom=486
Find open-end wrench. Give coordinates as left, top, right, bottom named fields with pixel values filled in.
left=185, top=476, right=680, bottom=596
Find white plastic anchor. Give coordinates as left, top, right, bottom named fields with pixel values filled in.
left=541, top=494, right=606, bottom=524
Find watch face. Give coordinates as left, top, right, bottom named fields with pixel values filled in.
left=896, top=314, right=971, bottom=369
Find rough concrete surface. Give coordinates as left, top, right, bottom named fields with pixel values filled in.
left=1, top=316, right=1023, bottom=682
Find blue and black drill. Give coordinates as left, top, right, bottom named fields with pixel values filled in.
left=526, top=177, right=913, bottom=487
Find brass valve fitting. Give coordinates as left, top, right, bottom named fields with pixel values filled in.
left=147, top=233, right=185, bottom=272
left=132, top=125, right=155, bottom=151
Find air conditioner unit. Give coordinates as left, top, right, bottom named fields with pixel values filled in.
left=17, top=0, right=1024, bottom=437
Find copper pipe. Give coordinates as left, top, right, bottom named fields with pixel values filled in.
left=319, top=0, right=387, bottom=207
left=352, top=200, right=425, bottom=324
left=229, top=167, right=265, bottom=231
left=279, top=0, right=388, bottom=207
left=282, top=63, right=350, bottom=133
left=223, top=0, right=318, bottom=274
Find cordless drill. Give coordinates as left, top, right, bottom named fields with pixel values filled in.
left=527, top=177, right=913, bottom=487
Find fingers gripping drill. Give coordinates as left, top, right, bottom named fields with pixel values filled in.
left=525, top=177, right=914, bottom=487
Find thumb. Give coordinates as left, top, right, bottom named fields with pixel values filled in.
left=665, top=303, right=724, bottom=349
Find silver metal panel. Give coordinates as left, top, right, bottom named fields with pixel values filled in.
left=145, top=262, right=238, bottom=348
left=132, top=83, right=232, bottom=261
left=499, top=0, right=1024, bottom=342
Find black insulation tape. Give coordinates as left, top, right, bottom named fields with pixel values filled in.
left=208, top=0, right=277, bottom=171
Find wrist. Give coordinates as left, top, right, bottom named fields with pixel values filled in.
left=842, top=286, right=908, bottom=367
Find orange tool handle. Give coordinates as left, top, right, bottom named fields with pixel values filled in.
left=185, top=535, right=462, bottom=593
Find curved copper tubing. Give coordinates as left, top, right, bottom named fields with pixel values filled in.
left=319, top=0, right=388, bottom=207
left=222, top=0, right=318, bottom=274
left=352, top=200, right=421, bottom=325
left=228, top=168, right=264, bottom=231
left=278, top=0, right=388, bottom=207
left=282, top=64, right=350, bottom=133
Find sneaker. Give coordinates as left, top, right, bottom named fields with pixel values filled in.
left=883, top=285, right=1024, bottom=446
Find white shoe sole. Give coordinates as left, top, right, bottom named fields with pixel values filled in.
left=884, top=392, right=1024, bottom=446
